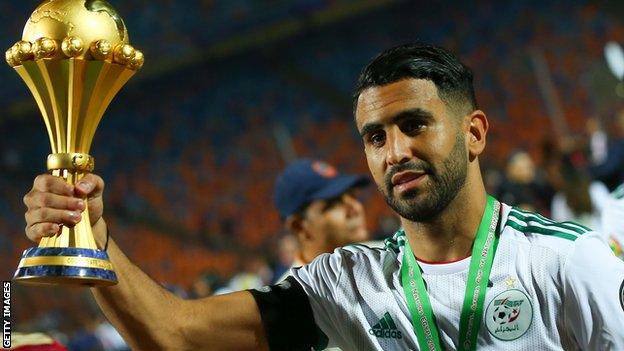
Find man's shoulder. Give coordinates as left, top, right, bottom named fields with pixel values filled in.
left=292, top=241, right=395, bottom=278
left=302, top=239, right=400, bottom=281
left=340, top=240, right=386, bottom=252
left=334, top=240, right=395, bottom=262
left=501, top=204, right=598, bottom=256
left=500, top=204, right=620, bottom=289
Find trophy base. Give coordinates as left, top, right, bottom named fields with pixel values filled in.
left=14, top=247, right=118, bottom=287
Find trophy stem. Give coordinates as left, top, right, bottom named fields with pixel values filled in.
left=40, top=168, right=97, bottom=250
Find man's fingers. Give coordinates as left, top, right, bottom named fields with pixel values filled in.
left=25, top=222, right=61, bottom=242
left=23, top=191, right=85, bottom=211
left=74, top=173, right=105, bottom=198
left=32, top=174, right=73, bottom=195
left=24, top=173, right=105, bottom=244
left=25, top=207, right=82, bottom=228
left=32, top=173, right=105, bottom=199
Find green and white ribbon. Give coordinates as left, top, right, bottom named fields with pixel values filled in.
left=401, top=195, right=501, bottom=351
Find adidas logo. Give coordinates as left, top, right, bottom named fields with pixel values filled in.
left=368, top=312, right=403, bottom=339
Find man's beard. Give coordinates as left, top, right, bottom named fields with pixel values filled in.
left=379, top=133, right=468, bottom=222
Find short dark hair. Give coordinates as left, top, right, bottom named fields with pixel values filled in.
left=353, top=44, right=478, bottom=115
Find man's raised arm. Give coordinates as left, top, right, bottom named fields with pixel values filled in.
left=23, top=174, right=268, bottom=351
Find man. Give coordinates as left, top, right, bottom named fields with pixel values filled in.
left=23, top=44, right=624, bottom=350
left=272, top=159, right=373, bottom=351
left=273, top=158, right=372, bottom=280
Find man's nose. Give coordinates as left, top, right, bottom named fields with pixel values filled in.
left=386, top=127, right=411, bottom=166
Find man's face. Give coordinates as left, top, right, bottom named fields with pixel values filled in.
left=355, top=79, right=469, bottom=222
left=303, top=191, right=368, bottom=249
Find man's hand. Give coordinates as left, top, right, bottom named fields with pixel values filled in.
left=22, top=173, right=272, bottom=350
left=23, top=173, right=106, bottom=244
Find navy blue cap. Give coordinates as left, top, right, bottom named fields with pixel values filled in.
left=273, top=159, right=370, bottom=218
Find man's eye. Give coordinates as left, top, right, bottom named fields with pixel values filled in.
left=369, top=132, right=385, bottom=146
left=401, top=120, right=425, bottom=134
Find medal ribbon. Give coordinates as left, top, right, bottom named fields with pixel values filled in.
left=400, top=195, right=501, bottom=351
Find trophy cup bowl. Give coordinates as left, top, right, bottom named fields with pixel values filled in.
left=6, top=0, right=144, bottom=286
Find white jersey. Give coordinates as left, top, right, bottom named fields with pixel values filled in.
left=291, top=203, right=624, bottom=350
left=277, top=241, right=386, bottom=283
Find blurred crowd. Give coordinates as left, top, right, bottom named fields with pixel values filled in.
left=1, top=1, right=624, bottom=350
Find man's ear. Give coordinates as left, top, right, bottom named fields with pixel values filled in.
left=286, top=214, right=309, bottom=242
left=466, top=110, right=488, bottom=161
left=285, top=214, right=302, bottom=232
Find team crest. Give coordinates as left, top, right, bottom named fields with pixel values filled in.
left=485, top=289, right=533, bottom=341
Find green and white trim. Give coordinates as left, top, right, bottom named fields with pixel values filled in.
left=506, top=207, right=591, bottom=242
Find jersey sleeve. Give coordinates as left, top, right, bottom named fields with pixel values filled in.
left=562, top=232, right=624, bottom=349
left=290, top=250, right=348, bottom=349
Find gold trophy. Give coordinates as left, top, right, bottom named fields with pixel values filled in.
left=6, top=0, right=144, bottom=286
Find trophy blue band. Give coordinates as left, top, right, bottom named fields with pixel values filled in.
left=15, top=247, right=117, bottom=285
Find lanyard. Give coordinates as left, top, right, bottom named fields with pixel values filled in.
left=400, top=196, right=501, bottom=351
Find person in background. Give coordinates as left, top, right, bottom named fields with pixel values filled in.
left=496, top=150, right=552, bottom=212
left=590, top=109, right=624, bottom=190
left=272, top=234, right=299, bottom=281
left=94, top=316, right=130, bottom=351
left=273, top=159, right=378, bottom=282
left=551, top=152, right=610, bottom=231
left=189, top=272, right=224, bottom=299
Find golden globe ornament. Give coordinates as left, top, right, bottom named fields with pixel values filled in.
left=6, top=49, right=16, bottom=67
left=12, top=41, right=34, bottom=63
left=113, top=43, right=135, bottom=65
left=33, top=37, right=58, bottom=59
left=10, top=45, right=21, bottom=65
left=61, top=36, right=85, bottom=57
left=129, top=50, right=144, bottom=70
left=90, top=39, right=113, bottom=60
left=7, top=0, right=144, bottom=286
